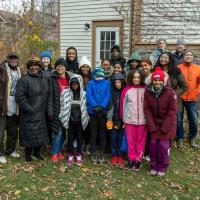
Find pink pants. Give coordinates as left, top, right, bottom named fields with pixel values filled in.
left=125, top=124, right=147, bottom=161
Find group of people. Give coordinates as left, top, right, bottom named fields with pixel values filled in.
left=0, top=38, right=200, bottom=177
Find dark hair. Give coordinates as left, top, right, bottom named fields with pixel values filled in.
left=66, top=47, right=78, bottom=62
left=141, top=57, right=152, bottom=66
left=126, top=69, right=146, bottom=86
left=156, top=52, right=181, bottom=76
left=101, top=58, right=111, bottom=65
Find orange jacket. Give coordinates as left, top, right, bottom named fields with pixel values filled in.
left=178, top=63, right=200, bottom=101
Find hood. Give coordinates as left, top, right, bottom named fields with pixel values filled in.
left=111, top=44, right=120, bottom=53
left=69, top=74, right=83, bottom=94
left=79, top=56, right=91, bottom=69
left=127, top=52, right=141, bottom=63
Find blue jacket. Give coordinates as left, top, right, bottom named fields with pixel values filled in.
left=86, top=79, right=111, bottom=115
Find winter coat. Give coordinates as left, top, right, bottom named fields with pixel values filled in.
left=150, top=48, right=163, bottom=68
left=48, top=71, right=73, bottom=132
left=144, top=83, right=178, bottom=140
left=0, top=62, right=22, bottom=116
left=120, top=85, right=146, bottom=125
left=124, top=52, right=141, bottom=73
left=15, top=72, right=51, bottom=147
left=59, top=74, right=89, bottom=130
left=178, top=63, right=200, bottom=101
left=173, top=51, right=184, bottom=66
left=86, top=79, right=111, bottom=115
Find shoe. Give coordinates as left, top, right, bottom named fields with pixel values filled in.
left=33, top=153, right=44, bottom=160
left=150, top=170, right=157, bottom=176
left=190, top=139, right=199, bottom=148
left=10, top=151, right=20, bottom=158
left=57, top=152, right=65, bottom=160
left=25, top=156, right=33, bottom=162
left=67, top=154, right=74, bottom=166
left=157, top=171, right=166, bottom=176
left=125, top=160, right=136, bottom=169
left=0, top=156, right=7, bottom=164
left=51, top=154, right=58, bottom=163
left=144, top=156, right=150, bottom=162
left=91, top=154, right=97, bottom=164
left=117, top=156, right=125, bottom=166
left=98, top=154, right=105, bottom=164
left=132, top=161, right=142, bottom=171
left=85, top=145, right=90, bottom=156
left=177, top=139, right=184, bottom=148
left=111, top=156, right=117, bottom=165
left=76, top=154, right=83, bottom=166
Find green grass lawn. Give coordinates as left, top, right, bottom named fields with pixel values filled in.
left=0, top=144, right=200, bottom=200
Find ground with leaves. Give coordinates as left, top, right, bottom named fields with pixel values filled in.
left=0, top=142, right=200, bottom=200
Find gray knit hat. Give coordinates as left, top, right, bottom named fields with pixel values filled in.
left=176, top=38, right=186, bottom=45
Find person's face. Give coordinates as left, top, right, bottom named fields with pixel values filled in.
left=160, top=54, right=169, bottom=66
left=133, top=72, right=141, bottom=85
left=130, top=60, right=139, bottom=69
left=41, top=57, right=50, bottom=67
left=113, top=64, right=122, bottom=74
left=152, top=78, right=163, bottom=91
left=141, top=62, right=152, bottom=75
left=114, top=80, right=122, bottom=89
left=184, top=52, right=193, bottom=64
left=158, top=40, right=166, bottom=50
left=176, top=44, right=185, bottom=53
left=71, top=82, right=79, bottom=90
left=112, top=49, right=120, bottom=57
left=67, top=49, right=76, bottom=61
left=8, top=56, right=18, bottom=67
left=81, top=65, right=90, bottom=75
left=102, top=60, right=111, bottom=71
left=29, top=64, right=40, bottom=75
left=56, top=65, right=66, bottom=76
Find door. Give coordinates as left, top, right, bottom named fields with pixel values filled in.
left=96, top=27, right=120, bottom=65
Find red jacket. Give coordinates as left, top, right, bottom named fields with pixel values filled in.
left=144, top=86, right=178, bottom=140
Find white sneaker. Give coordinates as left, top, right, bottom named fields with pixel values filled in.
left=0, top=156, right=7, bottom=164
left=144, top=156, right=150, bottom=162
left=10, top=151, right=20, bottom=158
left=157, top=172, right=166, bottom=176
left=150, top=170, right=157, bottom=175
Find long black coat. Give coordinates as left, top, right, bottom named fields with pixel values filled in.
left=15, top=72, right=51, bottom=148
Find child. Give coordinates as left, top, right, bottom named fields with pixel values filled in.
left=141, top=57, right=152, bottom=77
left=59, top=75, right=89, bottom=166
left=144, top=67, right=177, bottom=176
left=66, top=47, right=79, bottom=74
left=125, top=52, right=141, bottom=73
left=40, top=50, right=53, bottom=77
left=111, top=62, right=126, bottom=80
left=120, top=69, right=147, bottom=171
left=107, top=73, right=126, bottom=165
left=86, top=67, right=111, bottom=164
left=101, top=58, right=113, bottom=79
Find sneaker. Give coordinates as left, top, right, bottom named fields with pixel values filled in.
left=91, top=154, right=97, bottom=164
left=132, top=161, right=142, bottom=171
left=144, top=156, right=150, bottom=162
left=33, top=154, right=44, bottom=160
left=125, top=160, right=136, bottom=169
left=51, top=154, right=58, bottom=163
left=157, top=171, right=166, bottom=176
left=111, top=156, right=117, bottom=165
left=98, top=154, right=105, bottom=164
left=67, top=155, right=74, bottom=166
left=117, top=156, right=125, bottom=166
left=0, top=156, right=7, bottom=164
left=177, top=139, right=184, bottom=148
left=190, top=139, right=199, bottom=148
left=76, top=154, right=83, bottom=166
left=10, top=151, right=20, bottom=158
left=150, top=170, right=157, bottom=176
left=57, top=152, right=65, bottom=160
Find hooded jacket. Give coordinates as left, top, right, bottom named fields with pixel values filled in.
left=125, top=52, right=141, bottom=73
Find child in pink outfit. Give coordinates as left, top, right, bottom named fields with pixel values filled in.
left=120, top=69, right=147, bottom=171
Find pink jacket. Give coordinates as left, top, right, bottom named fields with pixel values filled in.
left=120, top=85, right=146, bottom=125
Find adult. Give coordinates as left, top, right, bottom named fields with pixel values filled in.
left=15, top=58, right=50, bottom=162
left=150, top=38, right=167, bottom=68
left=0, top=52, right=22, bottom=164
left=177, top=51, right=200, bottom=148
left=173, top=38, right=186, bottom=66
left=66, top=47, right=79, bottom=74
left=40, top=50, right=53, bottom=77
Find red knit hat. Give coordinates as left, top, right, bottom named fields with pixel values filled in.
left=151, top=67, right=165, bottom=81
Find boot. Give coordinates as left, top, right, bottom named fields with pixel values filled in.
left=25, top=148, right=32, bottom=162
left=33, top=146, right=44, bottom=160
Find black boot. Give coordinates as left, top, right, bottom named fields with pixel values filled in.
left=25, top=148, right=32, bottom=162
left=33, top=146, right=44, bottom=160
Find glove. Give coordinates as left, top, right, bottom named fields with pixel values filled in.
left=93, top=106, right=104, bottom=117
left=106, top=120, right=113, bottom=130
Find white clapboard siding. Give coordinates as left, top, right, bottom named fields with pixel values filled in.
left=60, top=0, right=130, bottom=63
left=140, top=0, right=200, bottom=43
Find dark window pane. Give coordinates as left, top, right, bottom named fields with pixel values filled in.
left=111, top=40, right=115, bottom=47
left=106, top=41, right=110, bottom=51
left=105, top=51, right=110, bottom=59
left=111, top=31, right=115, bottom=40
left=106, top=31, right=110, bottom=40
left=100, top=51, right=104, bottom=59
left=100, top=41, right=105, bottom=51
left=101, top=31, right=105, bottom=40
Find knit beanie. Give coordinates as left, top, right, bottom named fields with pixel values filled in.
left=79, top=56, right=91, bottom=69
left=55, top=57, right=67, bottom=69
left=40, top=51, right=52, bottom=60
left=111, top=44, right=120, bottom=53
left=92, top=67, right=105, bottom=78
left=176, top=38, right=186, bottom=46
left=151, top=67, right=165, bottom=81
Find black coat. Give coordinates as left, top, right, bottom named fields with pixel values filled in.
left=15, top=72, right=51, bottom=148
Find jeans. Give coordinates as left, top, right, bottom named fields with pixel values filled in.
left=51, top=127, right=64, bottom=155
left=177, top=101, right=198, bottom=140
left=111, top=128, right=123, bottom=156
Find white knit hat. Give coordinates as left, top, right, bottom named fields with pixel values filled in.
left=79, top=56, right=91, bottom=69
